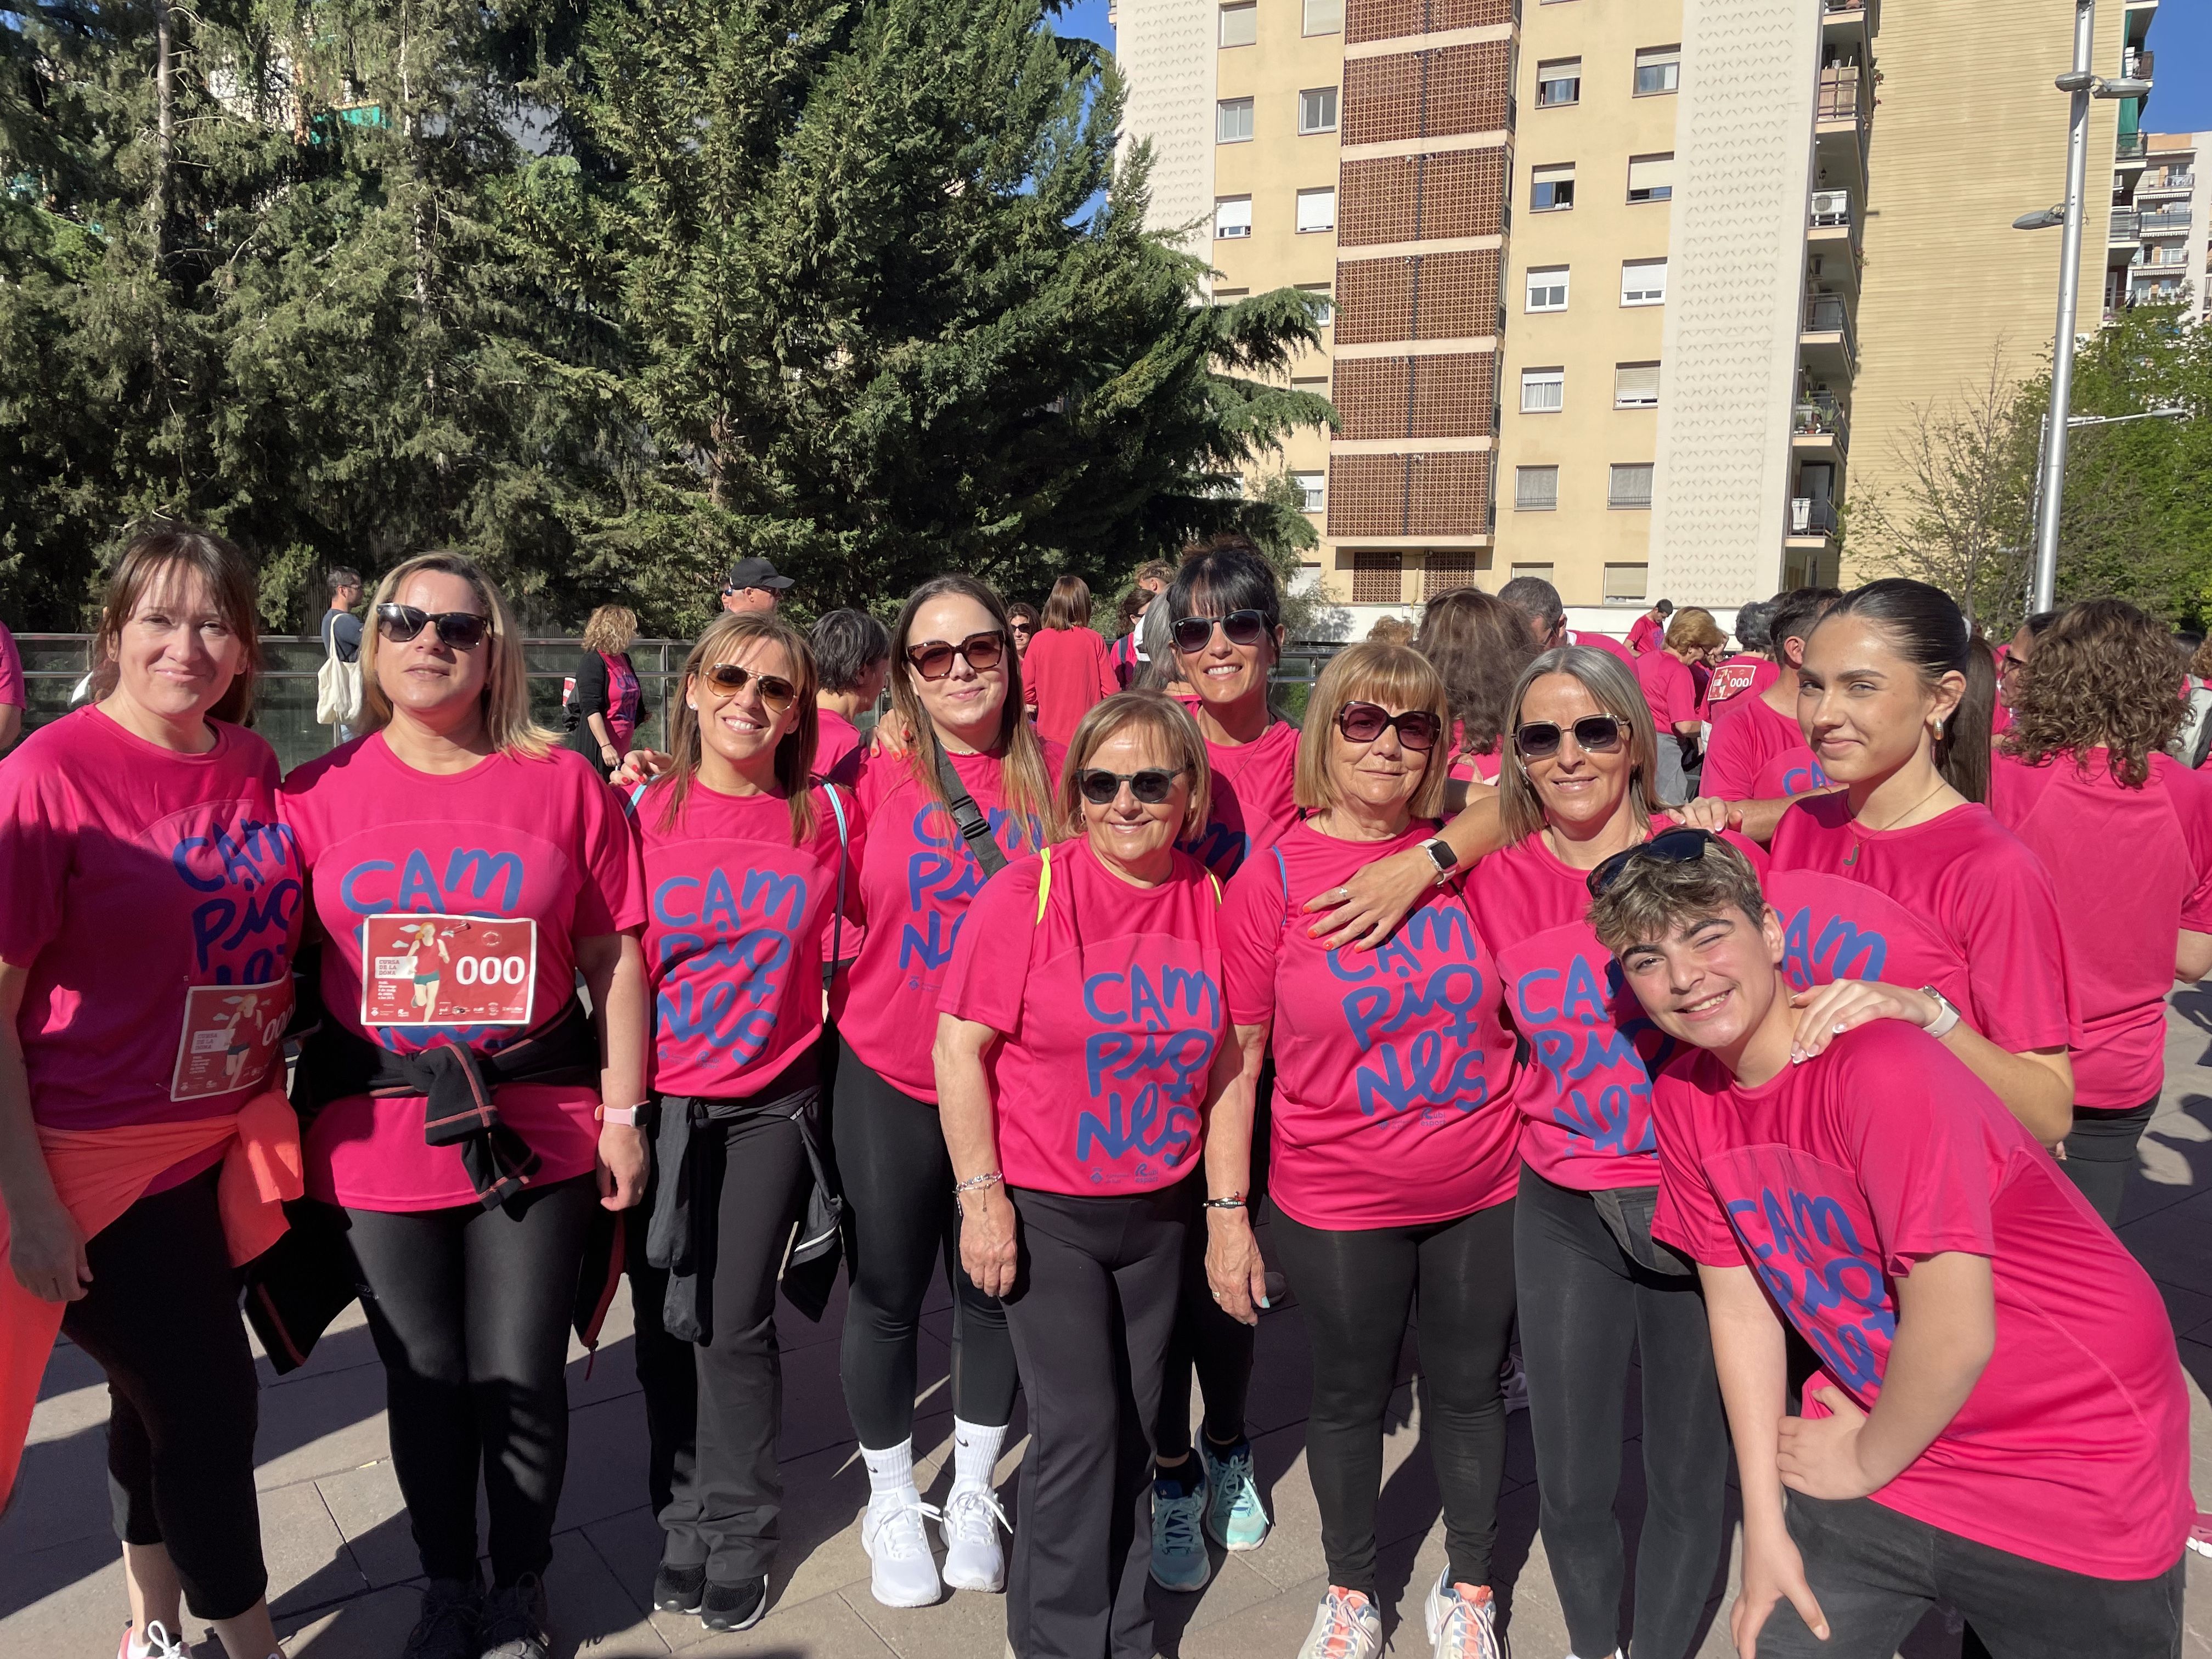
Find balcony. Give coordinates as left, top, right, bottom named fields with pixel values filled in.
left=1801, top=292, right=1858, bottom=374
left=1807, top=189, right=1857, bottom=256
left=2116, top=133, right=2149, bottom=164
left=1816, top=66, right=1866, bottom=126
left=1815, top=66, right=1869, bottom=179
left=1793, top=396, right=1851, bottom=455
left=2110, top=207, right=2140, bottom=244
left=2139, top=169, right=2196, bottom=196
left=2140, top=206, right=2193, bottom=237
left=1787, top=496, right=1839, bottom=541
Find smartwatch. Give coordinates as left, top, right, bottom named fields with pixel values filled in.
left=1917, top=986, right=1962, bottom=1041
left=599, top=1103, right=647, bottom=1127
left=1419, top=836, right=1459, bottom=885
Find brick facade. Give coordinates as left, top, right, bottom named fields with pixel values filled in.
left=1347, top=0, right=1515, bottom=48
left=1327, top=452, right=1495, bottom=538
left=1338, top=148, right=1510, bottom=247
left=1336, top=250, right=1503, bottom=345
left=1331, top=353, right=1497, bottom=441
left=1342, top=42, right=1513, bottom=147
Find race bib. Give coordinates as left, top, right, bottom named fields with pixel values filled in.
left=171, top=978, right=294, bottom=1102
left=360, top=913, right=538, bottom=1027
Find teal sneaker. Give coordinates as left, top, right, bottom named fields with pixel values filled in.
left=1149, top=1474, right=1212, bottom=1592
left=1200, top=1436, right=1270, bottom=1551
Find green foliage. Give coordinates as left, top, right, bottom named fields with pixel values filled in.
left=0, top=0, right=1334, bottom=636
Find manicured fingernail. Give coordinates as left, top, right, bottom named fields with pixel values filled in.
left=1791, top=1047, right=1807, bottom=1064
left=1257, top=1294, right=1271, bottom=1310
left=1832, top=1022, right=1846, bottom=1034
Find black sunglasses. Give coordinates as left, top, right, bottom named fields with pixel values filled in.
left=906, top=630, right=1006, bottom=681
left=1585, top=827, right=1725, bottom=898
left=1171, top=610, right=1269, bottom=654
left=698, top=662, right=798, bottom=712
left=376, top=603, right=488, bottom=651
left=1076, top=767, right=1186, bottom=805
left=1334, top=701, right=1443, bottom=752
left=1514, top=714, right=1627, bottom=759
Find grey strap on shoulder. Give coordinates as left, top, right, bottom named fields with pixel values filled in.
left=822, top=783, right=850, bottom=990
left=932, top=741, right=1009, bottom=880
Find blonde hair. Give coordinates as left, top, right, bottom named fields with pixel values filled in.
left=1294, top=642, right=1451, bottom=822
left=360, top=552, right=553, bottom=759
left=1055, top=691, right=1212, bottom=842
left=1664, top=607, right=1726, bottom=655
left=581, top=604, right=638, bottom=656
left=656, top=612, right=820, bottom=844
left=1496, top=646, right=1660, bottom=843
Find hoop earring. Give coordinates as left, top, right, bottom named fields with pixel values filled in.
left=1933, top=719, right=1945, bottom=742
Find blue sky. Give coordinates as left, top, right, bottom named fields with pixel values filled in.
left=1056, top=0, right=1114, bottom=52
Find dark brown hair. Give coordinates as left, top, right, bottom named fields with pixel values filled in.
left=1415, top=586, right=1537, bottom=760
left=1588, top=836, right=1768, bottom=957
left=1041, top=574, right=1092, bottom=630
left=1814, top=578, right=1993, bottom=804
left=657, top=612, right=821, bottom=842
left=88, top=526, right=263, bottom=725
left=2004, top=597, right=2187, bottom=789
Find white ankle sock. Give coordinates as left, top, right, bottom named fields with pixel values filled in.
left=861, top=1440, right=918, bottom=1506
left=950, top=1417, right=1008, bottom=1491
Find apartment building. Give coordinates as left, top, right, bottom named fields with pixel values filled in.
left=2118, top=133, right=2203, bottom=319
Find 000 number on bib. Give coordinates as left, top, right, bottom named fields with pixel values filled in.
left=360, top=913, right=537, bottom=1027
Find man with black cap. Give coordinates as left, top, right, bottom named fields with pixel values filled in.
left=721, top=556, right=793, bottom=615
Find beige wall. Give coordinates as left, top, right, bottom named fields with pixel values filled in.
left=1842, top=0, right=2130, bottom=583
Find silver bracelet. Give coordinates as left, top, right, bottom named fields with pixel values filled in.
left=955, top=1170, right=1005, bottom=1197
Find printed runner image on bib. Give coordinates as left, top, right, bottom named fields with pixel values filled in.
left=360, top=913, right=538, bottom=1026
left=171, top=978, right=294, bottom=1102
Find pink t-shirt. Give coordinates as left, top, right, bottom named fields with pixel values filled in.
left=1222, top=821, right=1521, bottom=1228
left=1447, top=721, right=1503, bottom=789
left=1702, top=691, right=1802, bottom=802
left=1652, top=1022, right=2190, bottom=1579
left=280, top=736, right=647, bottom=1211
left=1182, top=718, right=1301, bottom=881
left=830, top=743, right=1060, bottom=1101
left=1766, top=868, right=1972, bottom=1011
left=637, top=780, right=864, bottom=1100
left=0, top=620, right=22, bottom=710
left=0, top=709, right=303, bottom=1144
left=814, top=710, right=864, bottom=789
left=1634, top=652, right=1700, bottom=735
left=938, top=839, right=1224, bottom=1197
left=1699, top=654, right=1778, bottom=721
left=1989, top=750, right=2212, bottom=1108
left=1750, top=744, right=1830, bottom=800
left=1025, top=627, right=1118, bottom=748
left=1769, top=796, right=2074, bottom=1057
left=1467, top=823, right=1767, bottom=1190
left=1626, top=613, right=1664, bottom=657
left=1567, top=630, right=1637, bottom=667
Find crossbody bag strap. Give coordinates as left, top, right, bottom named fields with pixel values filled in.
left=822, top=783, right=850, bottom=990
left=932, top=741, right=1009, bottom=881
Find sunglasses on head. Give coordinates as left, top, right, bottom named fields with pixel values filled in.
left=698, top=662, right=797, bottom=712
left=1585, top=826, right=1725, bottom=898
left=905, top=630, right=1006, bottom=681
left=376, top=603, right=488, bottom=651
left=1171, top=610, right=1269, bottom=654
left=1076, top=766, right=1186, bottom=805
left=1514, top=714, right=1627, bottom=759
left=1334, top=701, right=1443, bottom=752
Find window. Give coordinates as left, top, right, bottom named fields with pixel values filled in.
left=1536, top=58, right=1582, bottom=107
left=1215, top=196, right=1251, bottom=239
left=1425, top=551, right=1490, bottom=597
left=1217, top=98, right=1254, bottom=143
left=1627, top=154, right=1674, bottom=204
left=1351, top=551, right=1402, bottom=603
left=1609, top=462, right=1655, bottom=509
left=1525, top=266, right=1570, bottom=311
left=1219, top=2, right=1256, bottom=47
left=1634, top=46, right=1681, bottom=95
left=1296, top=188, right=1337, bottom=233
left=1296, top=282, right=1335, bottom=324
left=1603, top=563, right=1649, bottom=603
left=1293, top=471, right=1327, bottom=513
left=1521, top=367, right=1565, bottom=413
left=1299, top=86, right=1340, bottom=134
left=1210, top=287, right=1249, bottom=303
left=1621, top=258, right=1667, bottom=305
left=1510, top=563, right=1556, bottom=584
left=1532, top=163, right=1575, bottom=212
left=1613, top=363, right=1661, bottom=408
left=1303, top=0, right=1344, bottom=34
left=1291, top=374, right=1330, bottom=390
left=1515, top=466, right=1560, bottom=511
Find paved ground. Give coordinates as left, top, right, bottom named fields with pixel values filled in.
left=13, top=994, right=2212, bottom=1658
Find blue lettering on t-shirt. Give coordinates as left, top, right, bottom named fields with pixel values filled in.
left=1727, top=1186, right=1894, bottom=1393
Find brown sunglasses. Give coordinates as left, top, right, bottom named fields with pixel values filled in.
left=905, top=630, right=1007, bottom=681
left=698, top=662, right=797, bottom=712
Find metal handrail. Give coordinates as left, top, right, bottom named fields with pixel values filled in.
left=2140, top=207, right=2192, bottom=235
left=1788, top=496, right=1839, bottom=537
left=2110, top=208, right=2141, bottom=241
left=1816, top=66, right=1865, bottom=125
left=1802, top=293, right=1858, bottom=364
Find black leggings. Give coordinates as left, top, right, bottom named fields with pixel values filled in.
left=61, top=1166, right=266, bottom=1622
left=340, top=1174, right=596, bottom=1585
left=1268, top=1198, right=1517, bottom=1596
left=628, top=1097, right=810, bottom=1582
left=2059, top=1095, right=2158, bottom=1226
left=832, top=1039, right=1018, bottom=1448
left=1516, top=1165, right=1730, bottom=1659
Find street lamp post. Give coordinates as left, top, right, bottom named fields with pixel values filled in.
left=2012, top=0, right=2153, bottom=613
left=2023, top=407, right=2191, bottom=613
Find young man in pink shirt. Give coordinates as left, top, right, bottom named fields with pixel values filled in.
left=1589, top=833, right=2189, bottom=1659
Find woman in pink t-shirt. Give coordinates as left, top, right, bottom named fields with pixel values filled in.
left=826, top=574, right=1058, bottom=1610
left=1991, top=599, right=2212, bottom=1222
left=1211, top=644, right=1524, bottom=1659
left=1417, top=586, right=1538, bottom=816
left=1774, top=579, right=2077, bottom=1150
left=807, top=608, right=890, bottom=789
left=1024, top=575, right=1119, bottom=747
left=0, top=529, right=300, bottom=1659
left=625, top=612, right=865, bottom=1632
left=1636, top=607, right=1726, bottom=806
left=937, top=691, right=1238, bottom=1659
left=280, top=553, right=649, bottom=1657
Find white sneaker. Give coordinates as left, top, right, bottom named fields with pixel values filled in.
left=1297, top=1587, right=1383, bottom=1658
left=1424, top=1567, right=1507, bottom=1659
left=860, top=1493, right=943, bottom=1608
left=940, top=1482, right=1010, bottom=1593
left=121, top=1624, right=189, bottom=1659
